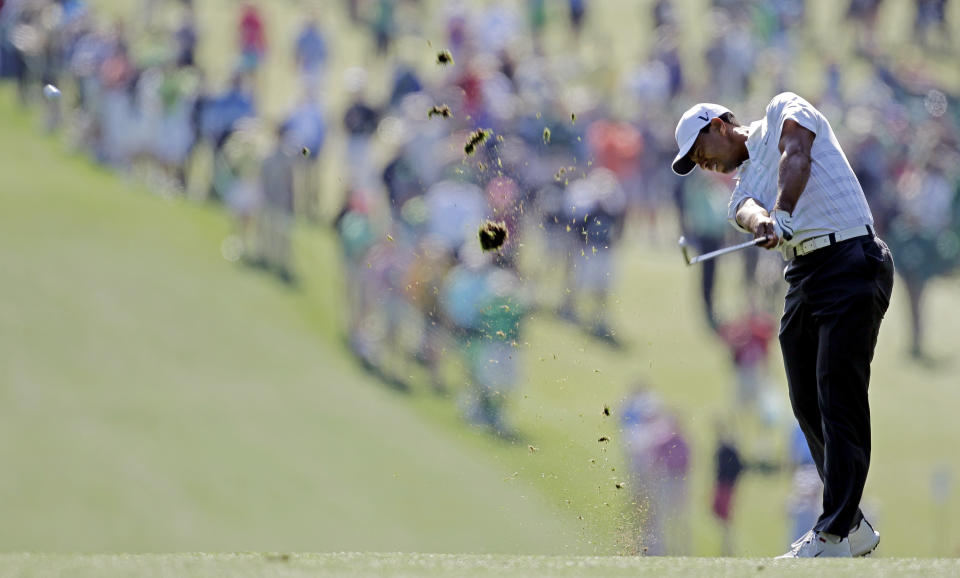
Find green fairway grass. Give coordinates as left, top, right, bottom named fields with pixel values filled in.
left=0, top=86, right=588, bottom=554
left=1, top=553, right=959, bottom=578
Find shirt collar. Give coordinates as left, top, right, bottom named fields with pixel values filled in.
left=735, top=120, right=765, bottom=181
left=745, top=120, right=764, bottom=159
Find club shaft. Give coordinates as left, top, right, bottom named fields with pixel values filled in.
left=687, top=238, right=764, bottom=264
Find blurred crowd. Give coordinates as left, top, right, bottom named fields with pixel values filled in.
left=0, top=0, right=325, bottom=282
left=3, top=0, right=959, bottom=556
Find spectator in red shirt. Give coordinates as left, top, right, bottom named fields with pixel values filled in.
left=238, top=3, right=266, bottom=75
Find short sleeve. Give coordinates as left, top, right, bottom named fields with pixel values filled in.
left=776, top=92, right=819, bottom=136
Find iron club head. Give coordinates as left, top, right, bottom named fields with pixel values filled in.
left=678, top=236, right=693, bottom=265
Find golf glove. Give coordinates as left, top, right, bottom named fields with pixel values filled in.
left=772, top=209, right=795, bottom=242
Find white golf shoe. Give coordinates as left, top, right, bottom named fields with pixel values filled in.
left=849, top=518, right=880, bottom=557
left=783, top=529, right=815, bottom=557
left=777, top=531, right=852, bottom=558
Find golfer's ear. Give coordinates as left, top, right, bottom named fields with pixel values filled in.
left=713, top=117, right=727, bottom=135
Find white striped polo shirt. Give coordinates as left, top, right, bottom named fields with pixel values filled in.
left=726, top=92, right=874, bottom=260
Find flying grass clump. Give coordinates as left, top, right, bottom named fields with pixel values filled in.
left=436, top=49, right=454, bottom=66
left=478, top=220, right=508, bottom=252
left=542, top=127, right=551, bottom=144
left=464, top=128, right=492, bottom=156
left=428, top=104, right=452, bottom=119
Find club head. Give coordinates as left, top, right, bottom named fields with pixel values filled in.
left=678, top=236, right=693, bottom=265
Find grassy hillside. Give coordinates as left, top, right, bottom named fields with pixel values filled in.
left=0, top=86, right=589, bottom=554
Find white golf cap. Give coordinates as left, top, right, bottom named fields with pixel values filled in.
left=671, top=102, right=732, bottom=175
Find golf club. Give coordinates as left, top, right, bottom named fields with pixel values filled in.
left=678, top=235, right=770, bottom=265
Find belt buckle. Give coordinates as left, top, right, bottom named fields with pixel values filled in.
left=796, top=235, right=825, bottom=257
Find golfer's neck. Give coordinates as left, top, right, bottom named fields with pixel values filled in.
left=733, top=126, right=751, bottom=167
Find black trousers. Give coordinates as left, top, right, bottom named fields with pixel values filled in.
left=779, top=235, right=895, bottom=537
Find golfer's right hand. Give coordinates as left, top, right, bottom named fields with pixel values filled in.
left=753, top=216, right=780, bottom=249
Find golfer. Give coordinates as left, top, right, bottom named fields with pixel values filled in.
left=671, top=92, right=894, bottom=558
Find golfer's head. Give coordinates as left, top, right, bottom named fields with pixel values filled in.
left=671, top=103, right=741, bottom=175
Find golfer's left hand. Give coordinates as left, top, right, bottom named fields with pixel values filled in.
left=772, top=209, right=795, bottom=243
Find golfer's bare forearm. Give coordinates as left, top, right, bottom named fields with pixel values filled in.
left=735, top=198, right=768, bottom=232
left=736, top=198, right=778, bottom=248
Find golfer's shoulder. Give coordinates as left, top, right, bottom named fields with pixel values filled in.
left=765, top=92, right=822, bottom=134
left=765, top=92, right=814, bottom=115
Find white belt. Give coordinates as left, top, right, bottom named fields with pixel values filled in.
left=788, top=225, right=874, bottom=258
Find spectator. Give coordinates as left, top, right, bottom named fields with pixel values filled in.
left=335, top=189, right=381, bottom=365
left=677, top=170, right=732, bottom=332
left=218, top=119, right=264, bottom=264
left=97, top=30, right=137, bottom=167
left=345, top=0, right=361, bottom=25
left=558, top=168, right=627, bottom=344
left=402, top=236, right=456, bottom=394
left=147, top=64, right=197, bottom=191
left=527, top=0, right=546, bottom=52
left=705, top=11, right=755, bottom=102
left=587, top=120, right=647, bottom=231
left=717, top=309, right=778, bottom=421
left=237, top=2, right=266, bottom=93
left=568, top=0, right=587, bottom=39
left=284, top=89, right=326, bottom=219
left=204, top=71, right=256, bottom=201
left=654, top=415, right=692, bottom=555
left=183, top=68, right=210, bottom=194
left=484, top=176, right=524, bottom=269
left=388, top=62, right=422, bottom=108
left=845, top=0, right=882, bottom=56
left=423, top=177, right=487, bottom=253
left=888, top=152, right=959, bottom=358
left=652, top=0, right=675, bottom=29
left=440, top=245, right=526, bottom=437
left=342, top=67, right=379, bottom=191
left=371, top=0, right=394, bottom=55
left=259, top=123, right=298, bottom=283
left=294, top=15, right=327, bottom=92
left=622, top=386, right=691, bottom=556
left=712, top=422, right=744, bottom=556
left=174, top=5, right=197, bottom=67
left=914, top=0, right=951, bottom=51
